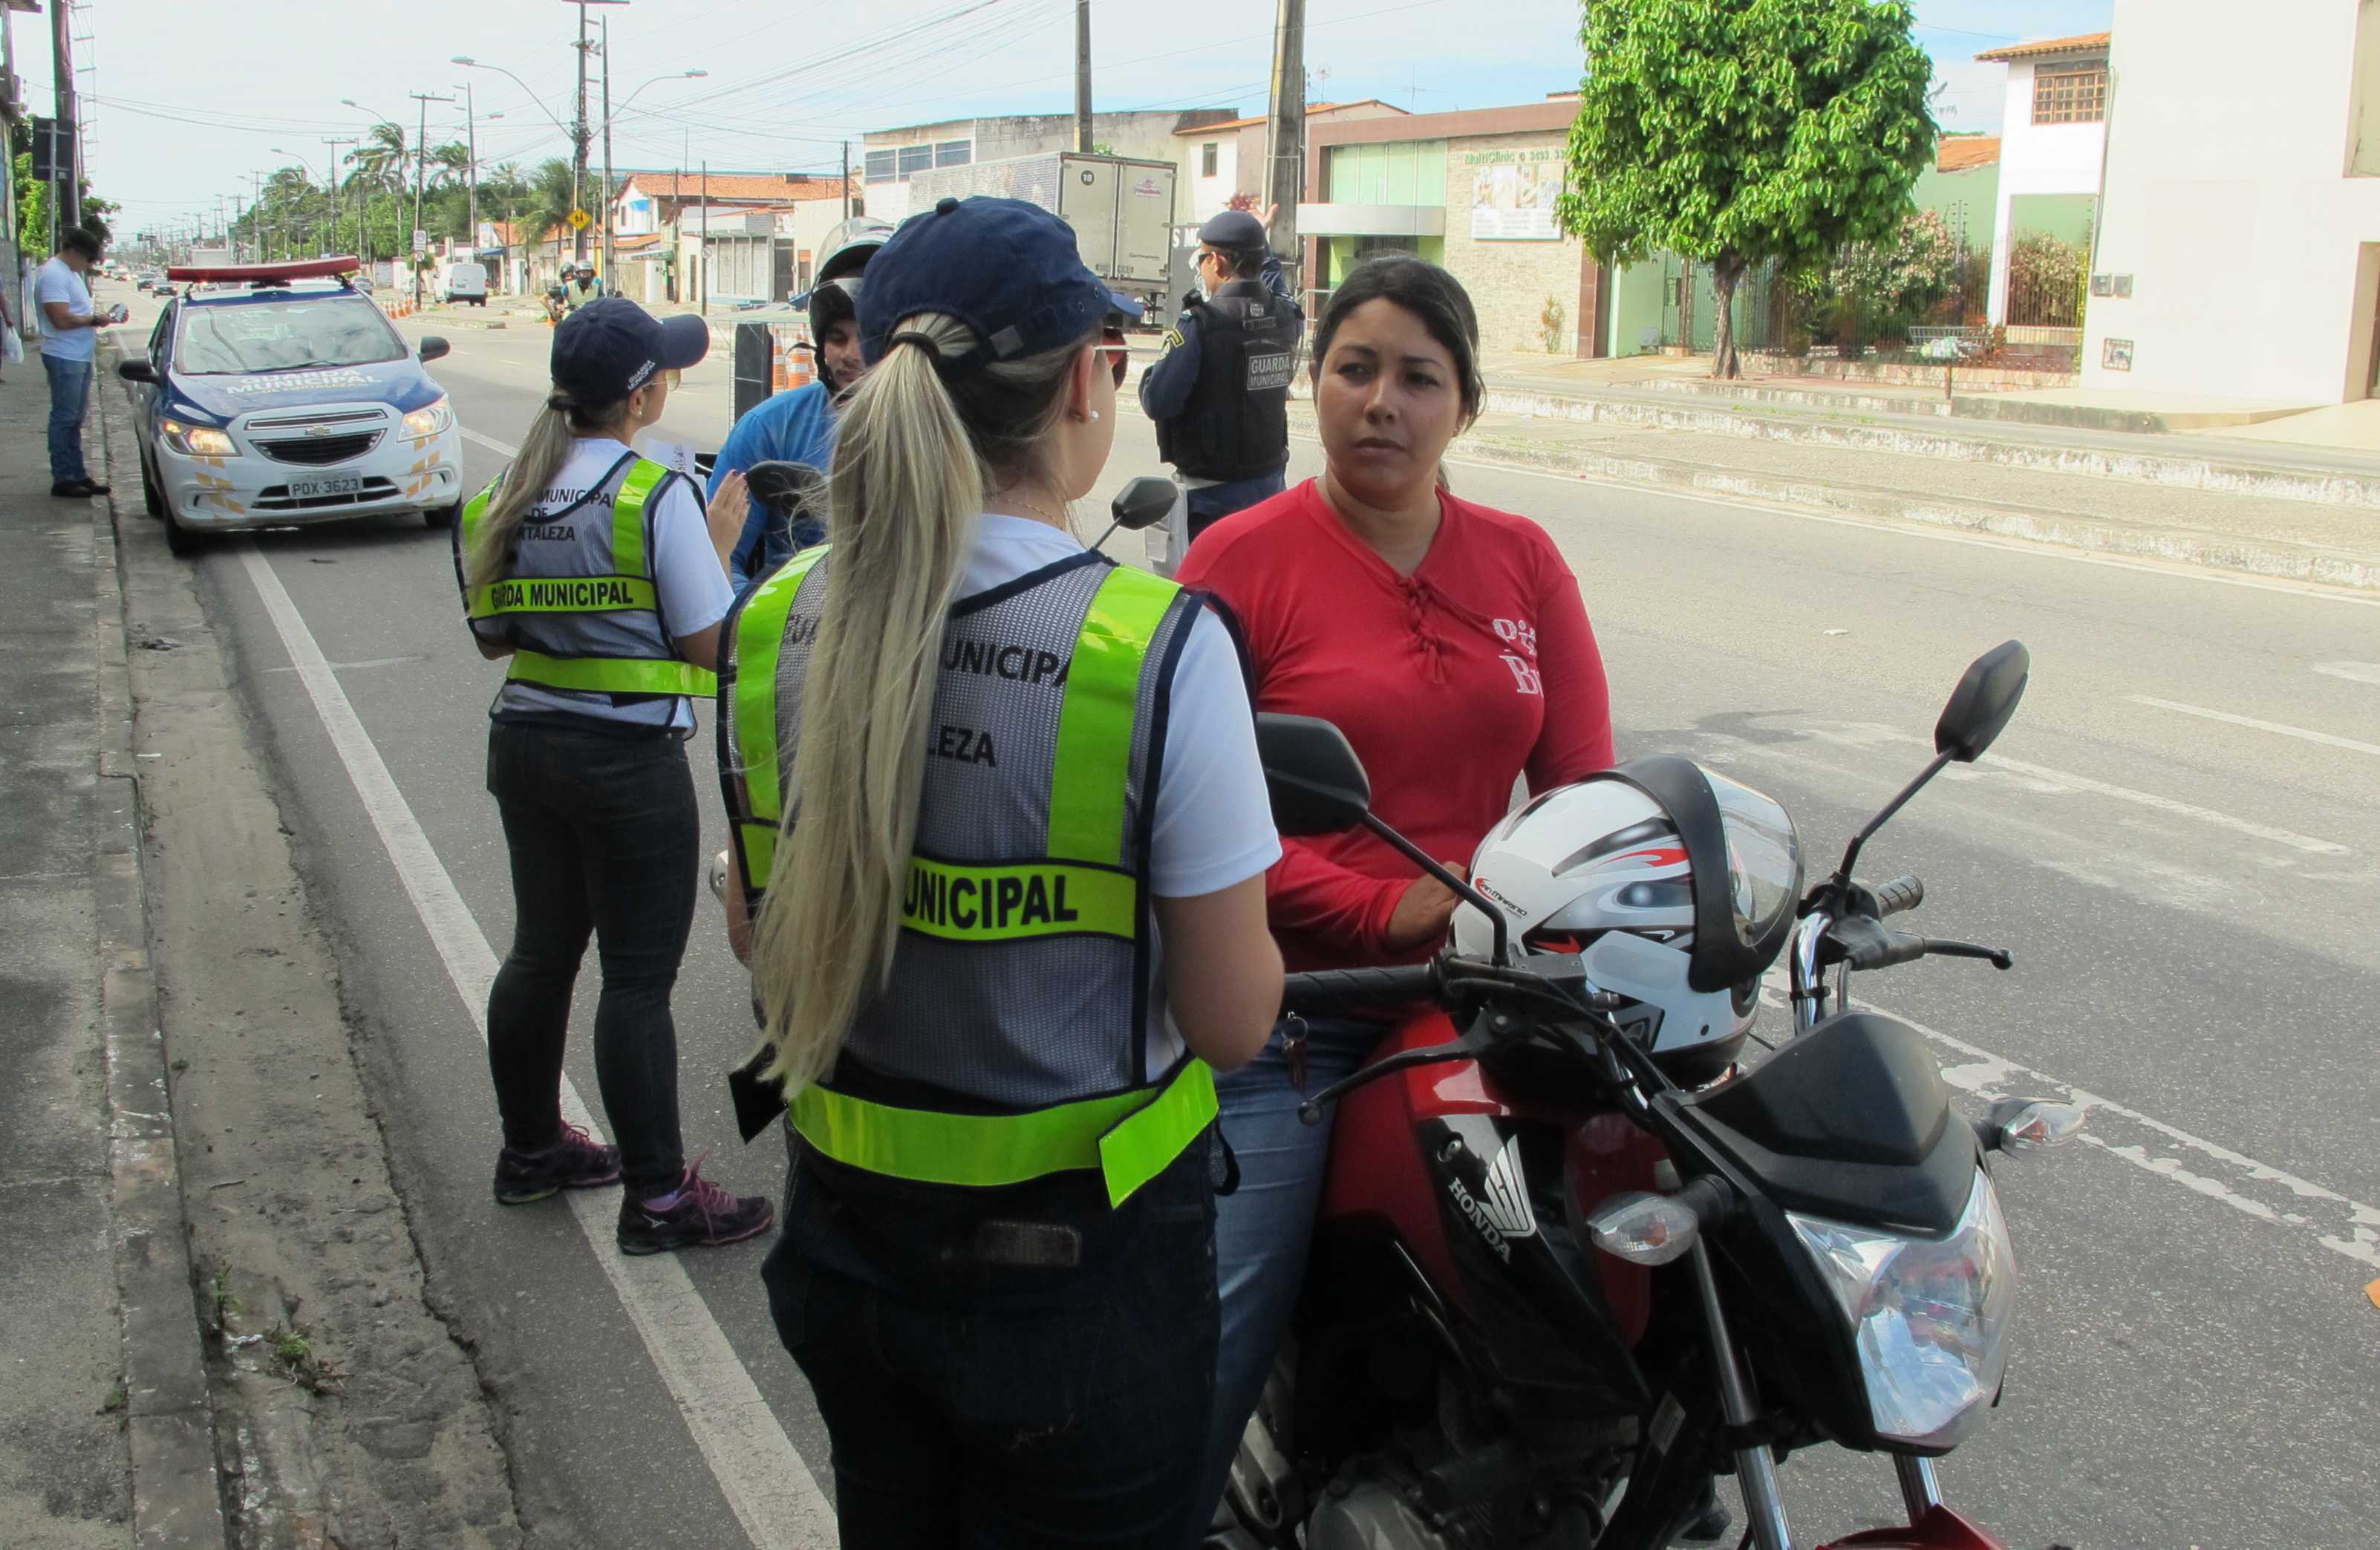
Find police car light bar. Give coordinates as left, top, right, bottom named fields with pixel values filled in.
left=163, top=255, right=362, bottom=284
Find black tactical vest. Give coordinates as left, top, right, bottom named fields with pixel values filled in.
left=1155, top=278, right=1297, bottom=482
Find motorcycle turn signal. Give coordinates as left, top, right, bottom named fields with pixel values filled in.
left=1977, top=1097, right=2084, bottom=1155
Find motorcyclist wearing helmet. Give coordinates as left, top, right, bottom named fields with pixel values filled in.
left=1173, top=254, right=1616, bottom=1537
left=562, top=262, right=604, bottom=314
left=705, top=217, right=891, bottom=594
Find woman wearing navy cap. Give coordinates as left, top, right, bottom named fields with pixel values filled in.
left=718, top=195, right=1283, bottom=1544
left=456, top=296, right=775, bottom=1254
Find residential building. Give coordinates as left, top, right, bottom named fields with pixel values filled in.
left=604, top=171, right=855, bottom=305
left=863, top=108, right=1240, bottom=224
left=1914, top=134, right=2002, bottom=253
left=611, top=171, right=851, bottom=236
left=1300, top=94, right=1614, bottom=357
left=1975, top=33, right=2109, bottom=325
left=1176, top=101, right=1408, bottom=223
left=2083, top=0, right=2380, bottom=402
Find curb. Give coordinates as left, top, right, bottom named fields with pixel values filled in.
left=1283, top=404, right=2380, bottom=593
left=1646, top=376, right=1956, bottom=418
left=1461, top=386, right=2380, bottom=511
left=90, top=370, right=232, bottom=1549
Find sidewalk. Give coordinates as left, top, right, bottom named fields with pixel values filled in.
left=0, top=364, right=224, bottom=1546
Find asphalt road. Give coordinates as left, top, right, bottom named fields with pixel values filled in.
left=115, top=293, right=2380, bottom=1549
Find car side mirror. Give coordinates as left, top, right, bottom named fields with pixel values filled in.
left=117, top=358, right=158, bottom=384
left=1109, top=475, right=1178, bottom=532
left=1256, top=713, right=1371, bottom=836
left=417, top=336, right=451, bottom=363
left=1934, top=640, right=2029, bottom=763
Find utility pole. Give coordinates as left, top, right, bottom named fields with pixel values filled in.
left=599, top=14, right=613, bottom=281
left=1, top=1, right=23, bottom=323
left=458, top=83, right=478, bottom=244
left=842, top=141, right=851, bottom=219
left=699, top=158, right=708, bottom=315
left=561, top=1, right=628, bottom=263
left=1074, top=0, right=1092, bottom=152
left=1263, top=0, right=1306, bottom=302
left=409, top=91, right=454, bottom=308
left=50, top=0, right=74, bottom=244
left=325, top=137, right=356, bottom=258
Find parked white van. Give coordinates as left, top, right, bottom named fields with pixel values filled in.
left=440, top=260, right=490, bottom=307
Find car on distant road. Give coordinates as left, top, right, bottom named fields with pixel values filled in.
left=115, top=257, right=464, bottom=555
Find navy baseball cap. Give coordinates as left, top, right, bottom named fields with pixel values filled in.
left=1197, top=209, right=1267, bottom=249
left=858, top=196, right=1143, bottom=371
left=551, top=296, right=709, bottom=402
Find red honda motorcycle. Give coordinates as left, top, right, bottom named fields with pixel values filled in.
left=1212, top=642, right=2079, bottom=1550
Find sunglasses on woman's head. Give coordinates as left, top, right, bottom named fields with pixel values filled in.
left=1097, top=326, right=1129, bottom=389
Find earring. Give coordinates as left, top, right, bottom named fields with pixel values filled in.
left=1089, top=409, right=1101, bottom=422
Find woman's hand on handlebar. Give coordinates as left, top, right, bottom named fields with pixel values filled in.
left=1383, top=866, right=1463, bottom=953
left=705, top=470, right=751, bottom=568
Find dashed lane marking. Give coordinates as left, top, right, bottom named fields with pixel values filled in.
left=2312, top=661, right=2380, bottom=686
left=236, top=542, right=835, bottom=1549
left=2130, top=695, right=2380, bottom=759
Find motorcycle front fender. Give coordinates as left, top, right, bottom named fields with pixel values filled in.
left=1818, top=1504, right=2006, bottom=1550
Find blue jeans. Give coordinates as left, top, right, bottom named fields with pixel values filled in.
left=1193, top=1015, right=1381, bottom=1534
left=42, top=354, right=91, bottom=485
left=483, top=721, right=696, bottom=1193
left=1185, top=470, right=1287, bottom=544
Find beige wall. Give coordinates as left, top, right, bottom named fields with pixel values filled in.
left=1435, top=129, right=1586, bottom=355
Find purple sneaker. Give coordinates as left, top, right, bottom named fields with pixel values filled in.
left=494, top=1122, right=622, bottom=1205
left=616, top=1156, right=774, bottom=1255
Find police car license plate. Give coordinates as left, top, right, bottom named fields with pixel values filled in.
left=286, top=474, right=363, bottom=500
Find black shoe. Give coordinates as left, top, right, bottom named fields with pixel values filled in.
left=52, top=479, right=94, bottom=498
left=82, top=478, right=111, bottom=495
left=616, top=1156, right=774, bottom=1255
left=493, top=1121, right=622, bottom=1205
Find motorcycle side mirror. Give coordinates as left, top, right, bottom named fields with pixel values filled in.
left=1256, top=713, right=1372, bottom=836
left=744, top=460, right=824, bottom=518
left=1109, top=475, right=1178, bottom=533
left=417, top=336, right=451, bottom=363
left=1935, top=640, right=2029, bottom=763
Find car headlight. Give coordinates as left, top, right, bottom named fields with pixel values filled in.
left=1788, top=1172, right=2015, bottom=1449
left=160, top=418, right=235, bottom=457
left=402, top=397, right=453, bottom=437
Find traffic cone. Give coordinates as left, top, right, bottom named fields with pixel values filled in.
left=789, top=343, right=815, bottom=390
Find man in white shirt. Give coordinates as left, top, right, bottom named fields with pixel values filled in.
left=36, top=227, right=120, bottom=498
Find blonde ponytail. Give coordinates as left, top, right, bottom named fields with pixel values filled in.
left=751, top=311, right=1091, bottom=1093
left=465, top=393, right=630, bottom=596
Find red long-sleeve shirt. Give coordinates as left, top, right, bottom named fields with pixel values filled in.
left=1178, top=478, right=1615, bottom=971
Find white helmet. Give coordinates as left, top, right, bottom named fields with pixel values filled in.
left=1455, top=756, right=1802, bottom=1082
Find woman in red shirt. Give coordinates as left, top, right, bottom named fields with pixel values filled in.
left=1177, top=255, right=1614, bottom=1532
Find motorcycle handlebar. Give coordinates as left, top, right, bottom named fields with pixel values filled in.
left=1870, top=873, right=1926, bottom=918
left=1281, top=963, right=1441, bottom=1014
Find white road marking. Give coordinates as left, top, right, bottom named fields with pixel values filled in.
left=2130, top=695, right=2380, bottom=758
left=235, top=543, right=836, bottom=1549
left=1798, top=722, right=2351, bottom=856
left=2313, top=661, right=2380, bottom=686
left=461, top=426, right=518, bottom=457
left=1875, top=1001, right=2380, bottom=1275
left=1751, top=975, right=2380, bottom=1274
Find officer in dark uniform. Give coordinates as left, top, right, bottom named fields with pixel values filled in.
left=1139, top=206, right=1302, bottom=544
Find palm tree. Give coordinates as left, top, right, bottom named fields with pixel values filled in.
left=347, top=122, right=408, bottom=199
left=428, top=141, right=472, bottom=190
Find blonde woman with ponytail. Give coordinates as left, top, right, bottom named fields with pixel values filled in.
left=456, top=297, right=775, bottom=1255
left=717, top=197, right=1282, bottom=1546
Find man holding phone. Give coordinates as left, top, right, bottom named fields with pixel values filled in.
left=37, top=227, right=123, bottom=498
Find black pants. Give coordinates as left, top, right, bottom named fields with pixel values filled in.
left=484, top=720, right=695, bottom=1194
left=763, top=1147, right=1219, bottom=1549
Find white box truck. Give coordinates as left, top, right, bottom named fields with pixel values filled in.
left=904, top=152, right=1177, bottom=320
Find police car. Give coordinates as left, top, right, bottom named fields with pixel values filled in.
left=116, top=256, right=464, bottom=555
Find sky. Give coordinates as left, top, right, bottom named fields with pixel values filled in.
left=25, top=0, right=2113, bottom=243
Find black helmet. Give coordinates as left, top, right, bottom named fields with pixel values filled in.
left=798, top=217, right=893, bottom=392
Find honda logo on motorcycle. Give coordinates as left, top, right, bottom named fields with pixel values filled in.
left=1444, top=1133, right=1536, bottom=1261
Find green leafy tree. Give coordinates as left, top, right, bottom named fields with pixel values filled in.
left=1556, top=0, right=1937, bottom=377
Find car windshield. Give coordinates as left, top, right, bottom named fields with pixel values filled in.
left=174, top=295, right=405, bottom=376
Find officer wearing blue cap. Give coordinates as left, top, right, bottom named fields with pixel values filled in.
left=1139, top=204, right=1303, bottom=544
left=720, top=195, right=1284, bottom=1545
left=455, top=296, right=777, bottom=1255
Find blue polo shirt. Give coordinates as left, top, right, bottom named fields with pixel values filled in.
left=707, top=382, right=838, bottom=594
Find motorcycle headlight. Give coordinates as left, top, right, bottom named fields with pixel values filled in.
left=1788, top=1172, right=2015, bottom=1449
left=160, top=418, right=235, bottom=457
left=402, top=397, right=453, bottom=437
